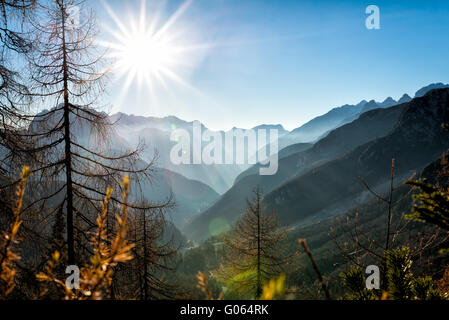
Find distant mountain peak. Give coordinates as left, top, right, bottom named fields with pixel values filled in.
left=356, top=100, right=368, bottom=107
left=379, top=97, right=397, bottom=108
left=398, top=94, right=412, bottom=104
left=163, top=115, right=184, bottom=122
left=252, top=124, right=287, bottom=133
left=360, top=100, right=379, bottom=113
left=415, top=83, right=449, bottom=98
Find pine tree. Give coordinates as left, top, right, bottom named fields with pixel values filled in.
left=405, top=150, right=449, bottom=252
left=406, top=180, right=449, bottom=232
left=340, top=247, right=442, bottom=300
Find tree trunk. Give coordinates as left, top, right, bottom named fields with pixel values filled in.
left=143, top=210, right=148, bottom=300
left=60, top=4, right=75, bottom=266
left=256, top=194, right=262, bottom=298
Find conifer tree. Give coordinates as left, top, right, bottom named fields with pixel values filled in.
left=122, top=205, right=177, bottom=299
left=340, top=247, right=442, bottom=300
left=406, top=180, right=449, bottom=232
left=221, top=187, right=291, bottom=298
left=0, top=0, right=36, bottom=181
left=20, top=0, right=167, bottom=267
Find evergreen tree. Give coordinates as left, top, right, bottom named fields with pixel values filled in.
left=406, top=179, right=449, bottom=232
left=406, top=150, right=449, bottom=252
left=340, top=247, right=443, bottom=300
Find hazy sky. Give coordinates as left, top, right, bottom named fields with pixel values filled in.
left=95, top=0, right=449, bottom=131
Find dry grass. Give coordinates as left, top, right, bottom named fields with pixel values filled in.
left=437, top=265, right=449, bottom=299
left=0, top=166, right=31, bottom=299
left=36, top=175, right=134, bottom=300
left=196, top=271, right=222, bottom=300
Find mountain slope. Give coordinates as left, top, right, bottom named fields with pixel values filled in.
left=280, top=100, right=367, bottom=146
left=148, top=168, right=220, bottom=228
left=280, top=83, right=444, bottom=147
left=110, top=113, right=283, bottom=193
left=25, top=108, right=221, bottom=229
left=184, top=95, right=409, bottom=240
left=414, top=82, right=449, bottom=97
left=289, top=153, right=449, bottom=281
left=263, top=88, right=449, bottom=226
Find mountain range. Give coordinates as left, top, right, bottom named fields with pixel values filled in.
left=183, top=86, right=449, bottom=241
left=109, top=84, right=448, bottom=195
left=17, top=82, right=448, bottom=233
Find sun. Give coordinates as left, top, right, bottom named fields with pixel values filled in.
left=113, top=28, right=177, bottom=87
left=120, top=33, right=171, bottom=75
left=102, top=0, right=197, bottom=95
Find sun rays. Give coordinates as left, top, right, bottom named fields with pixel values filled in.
left=102, top=0, right=203, bottom=110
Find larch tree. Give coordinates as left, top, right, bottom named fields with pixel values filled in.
left=22, top=0, right=169, bottom=267
left=116, top=204, right=178, bottom=300
left=0, top=4, right=40, bottom=289
left=221, top=187, right=291, bottom=299
left=0, top=0, right=36, bottom=180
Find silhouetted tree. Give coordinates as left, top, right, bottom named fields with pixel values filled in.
left=0, top=0, right=36, bottom=178
left=118, top=205, right=178, bottom=299
left=19, top=0, right=169, bottom=268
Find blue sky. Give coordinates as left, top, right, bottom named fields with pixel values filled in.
left=94, top=0, right=449, bottom=131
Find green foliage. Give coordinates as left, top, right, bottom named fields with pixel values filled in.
left=340, top=247, right=444, bottom=300
left=386, top=247, right=443, bottom=300
left=222, top=271, right=287, bottom=300
left=220, top=188, right=291, bottom=299
left=385, top=247, right=414, bottom=299
left=339, top=266, right=377, bottom=300
left=412, top=276, right=442, bottom=300
left=174, top=237, right=225, bottom=298
left=179, top=238, right=223, bottom=275
left=406, top=179, right=449, bottom=253
left=224, top=270, right=258, bottom=299
left=406, top=179, right=449, bottom=231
